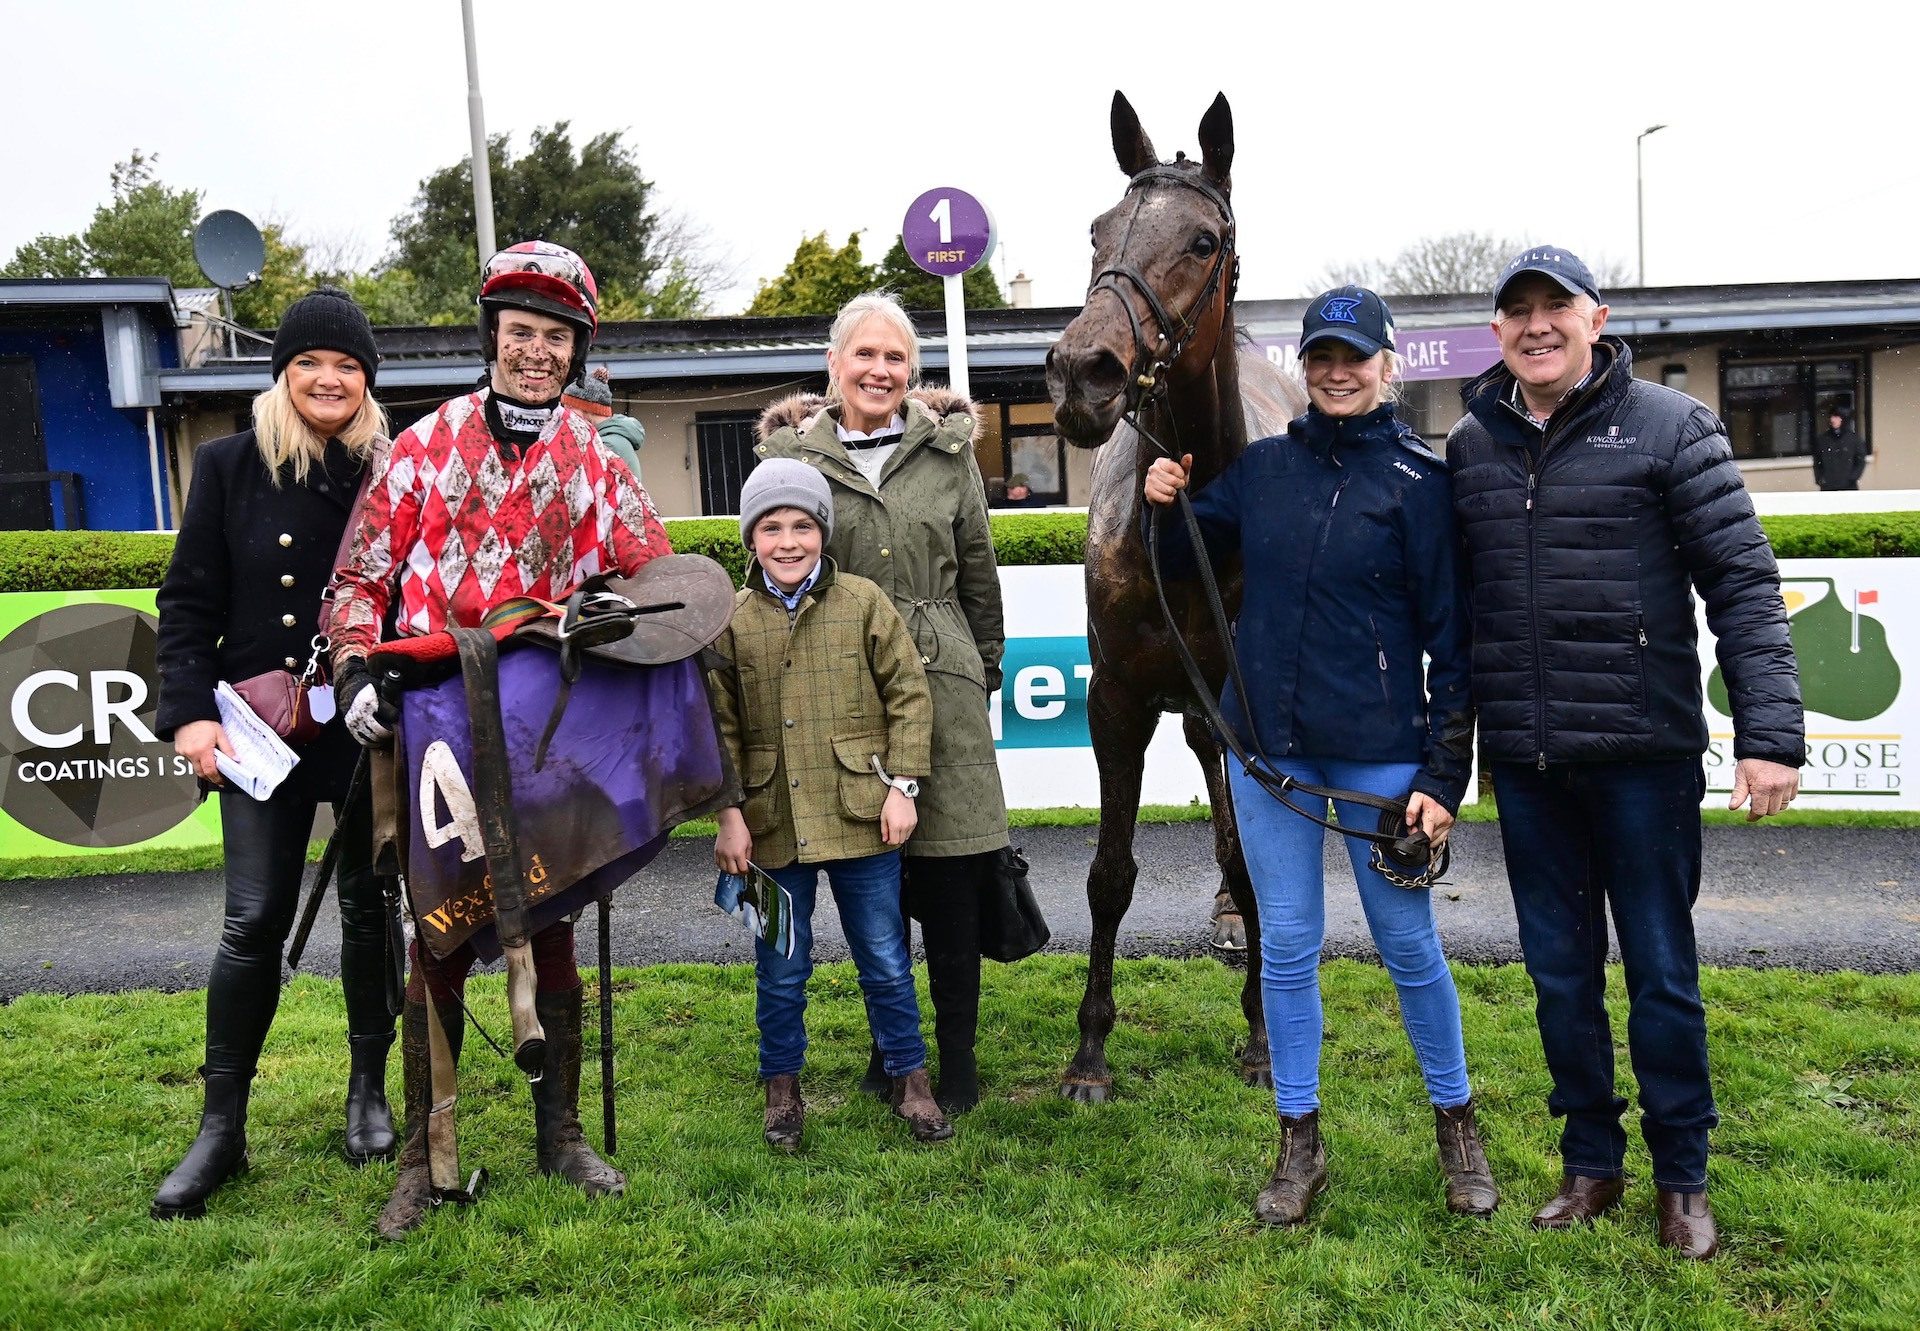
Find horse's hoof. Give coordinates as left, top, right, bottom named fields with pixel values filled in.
left=1209, top=911, right=1248, bottom=955
left=1240, top=1062, right=1274, bottom=1090
left=1060, top=1077, right=1114, bottom=1104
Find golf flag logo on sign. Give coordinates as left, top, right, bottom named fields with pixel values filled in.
left=1703, top=563, right=1911, bottom=804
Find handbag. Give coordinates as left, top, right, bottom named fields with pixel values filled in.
left=230, top=637, right=328, bottom=747
left=979, top=845, right=1050, bottom=963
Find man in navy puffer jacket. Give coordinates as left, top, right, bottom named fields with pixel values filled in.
left=1447, top=247, right=1803, bottom=1260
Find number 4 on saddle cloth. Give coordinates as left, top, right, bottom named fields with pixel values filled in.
left=365, top=554, right=742, bottom=963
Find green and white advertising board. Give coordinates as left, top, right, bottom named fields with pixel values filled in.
left=0, top=558, right=1910, bottom=860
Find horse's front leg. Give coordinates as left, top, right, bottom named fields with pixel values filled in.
left=1061, top=671, right=1158, bottom=1103
left=1185, top=713, right=1270, bottom=1087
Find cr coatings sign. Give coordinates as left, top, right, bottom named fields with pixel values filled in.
left=0, top=591, right=216, bottom=854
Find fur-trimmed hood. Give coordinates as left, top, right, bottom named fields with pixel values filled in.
left=755, top=387, right=981, bottom=444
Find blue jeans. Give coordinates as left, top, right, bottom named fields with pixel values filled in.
left=1492, top=759, right=1716, bottom=1192
left=1230, top=760, right=1472, bottom=1118
left=755, top=851, right=927, bottom=1081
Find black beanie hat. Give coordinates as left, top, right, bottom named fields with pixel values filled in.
left=271, top=287, right=380, bottom=387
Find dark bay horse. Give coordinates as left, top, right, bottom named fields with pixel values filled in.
left=1045, top=92, right=1304, bottom=1101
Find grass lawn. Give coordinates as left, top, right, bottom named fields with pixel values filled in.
left=3, top=958, right=1917, bottom=1329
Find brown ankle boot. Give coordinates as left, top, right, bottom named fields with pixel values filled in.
left=1255, top=1110, right=1328, bottom=1227
left=763, top=1074, right=804, bottom=1151
left=1434, top=1101, right=1499, bottom=1216
left=889, top=1068, right=955, bottom=1142
left=1656, top=1188, right=1718, bottom=1260
left=1531, top=1172, right=1625, bottom=1229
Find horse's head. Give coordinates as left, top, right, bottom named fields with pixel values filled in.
left=1048, top=91, right=1238, bottom=449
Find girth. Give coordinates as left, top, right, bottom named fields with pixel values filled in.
left=451, top=627, right=531, bottom=950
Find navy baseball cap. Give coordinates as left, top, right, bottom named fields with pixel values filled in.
left=1494, top=246, right=1601, bottom=307
left=1300, top=286, right=1395, bottom=357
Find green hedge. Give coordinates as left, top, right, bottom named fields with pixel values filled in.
left=0, top=510, right=1908, bottom=596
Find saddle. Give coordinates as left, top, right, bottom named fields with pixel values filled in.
left=363, top=553, right=739, bottom=957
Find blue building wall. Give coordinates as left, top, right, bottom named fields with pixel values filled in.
left=0, top=308, right=177, bottom=530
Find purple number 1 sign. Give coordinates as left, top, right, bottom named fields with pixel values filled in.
left=902, top=188, right=996, bottom=395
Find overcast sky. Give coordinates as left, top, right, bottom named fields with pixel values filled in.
left=4, top=1, right=1913, bottom=316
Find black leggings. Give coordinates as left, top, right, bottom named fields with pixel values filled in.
left=907, top=852, right=992, bottom=1055
left=202, top=785, right=387, bottom=1078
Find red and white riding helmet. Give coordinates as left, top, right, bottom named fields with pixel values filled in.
left=477, top=240, right=599, bottom=380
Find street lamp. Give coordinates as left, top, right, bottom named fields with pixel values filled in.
left=1636, top=123, right=1667, bottom=287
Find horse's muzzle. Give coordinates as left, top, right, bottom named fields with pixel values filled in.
left=1046, top=343, right=1129, bottom=446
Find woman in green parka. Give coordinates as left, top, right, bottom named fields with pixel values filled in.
left=754, top=291, right=1010, bottom=1113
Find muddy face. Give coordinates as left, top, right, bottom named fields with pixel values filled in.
left=493, top=309, right=576, bottom=404
left=1046, top=178, right=1230, bottom=448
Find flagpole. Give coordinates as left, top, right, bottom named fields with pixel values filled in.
left=1851, top=591, right=1862, bottom=654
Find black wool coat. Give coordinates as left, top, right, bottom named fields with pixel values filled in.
left=1447, top=339, right=1804, bottom=769
left=155, top=429, right=368, bottom=802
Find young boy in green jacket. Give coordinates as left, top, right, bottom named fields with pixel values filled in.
left=709, top=458, right=951, bottom=1149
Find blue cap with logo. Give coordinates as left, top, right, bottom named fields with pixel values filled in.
left=1300, top=285, right=1395, bottom=358
left=1494, top=246, right=1600, bottom=307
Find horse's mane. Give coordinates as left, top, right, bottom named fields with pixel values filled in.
left=1234, top=331, right=1307, bottom=441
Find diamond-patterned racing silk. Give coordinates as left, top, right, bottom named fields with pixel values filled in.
left=328, top=389, right=670, bottom=662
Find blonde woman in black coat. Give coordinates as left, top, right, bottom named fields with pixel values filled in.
left=150, top=289, right=390, bottom=1219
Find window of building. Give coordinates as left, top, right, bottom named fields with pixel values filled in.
left=1720, top=356, right=1867, bottom=461
left=998, top=403, right=1066, bottom=505
left=1394, top=378, right=1464, bottom=447
left=694, top=411, right=761, bottom=515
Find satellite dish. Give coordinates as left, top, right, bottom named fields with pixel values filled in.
left=193, top=210, right=266, bottom=290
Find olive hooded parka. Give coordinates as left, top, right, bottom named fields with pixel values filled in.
left=754, top=388, right=1009, bottom=859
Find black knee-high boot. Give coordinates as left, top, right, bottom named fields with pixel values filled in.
left=338, top=882, right=395, bottom=1162
left=911, top=855, right=984, bottom=1114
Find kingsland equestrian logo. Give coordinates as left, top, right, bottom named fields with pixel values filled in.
left=1587, top=425, right=1636, bottom=449
left=1320, top=295, right=1361, bottom=324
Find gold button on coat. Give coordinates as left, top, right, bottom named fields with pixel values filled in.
left=284, top=657, right=299, bottom=669
left=278, top=533, right=293, bottom=547
left=281, top=614, right=296, bottom=627
left=280, top=574, right=295, bottom=587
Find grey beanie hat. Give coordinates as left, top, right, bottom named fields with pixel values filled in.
left=739, top=457, right=833, bottom=544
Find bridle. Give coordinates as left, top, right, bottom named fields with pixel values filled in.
left=1089, top=164, right=1449, bottom=889
left=1086, top=164, right=1240, bottom=409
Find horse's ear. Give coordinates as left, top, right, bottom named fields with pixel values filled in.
left=1111, top=91, right=1157, bottom=177
left=1198, top=92, right=1234, bottom=188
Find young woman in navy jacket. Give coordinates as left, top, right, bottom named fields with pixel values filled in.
left=1144, top=287, right=1492, bottom=1227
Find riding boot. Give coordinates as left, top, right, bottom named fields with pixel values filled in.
left=151, top=1070, right=251, bottom=1220
left=1254, top=1110, right=1328, bottom=1227
left=858, top=1043, right=889, bottom=1100
left=1434, top=1101, right=1499, bottom=1216
left=343, top=1033, right=396, bottom=1165
left=530, top=987, right=626, bottom=1197
left=338, top=845, right=397, bottom=1166
left=376, top=1000, right=457, bottom=1241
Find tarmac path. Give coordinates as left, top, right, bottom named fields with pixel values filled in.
left=3, top=821, right=1915, bottom=999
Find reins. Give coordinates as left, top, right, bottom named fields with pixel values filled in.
left=1092, top=165, right=1446, bottom=887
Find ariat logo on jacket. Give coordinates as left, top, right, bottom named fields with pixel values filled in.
left=1391, top=459, right=1423, bottom=479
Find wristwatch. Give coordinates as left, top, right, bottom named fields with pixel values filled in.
left=869, top=755, right=919, bottom=799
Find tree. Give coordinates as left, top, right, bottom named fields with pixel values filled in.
left=384, top=122, right=718, bottom=323
left=875, top=237, right=1006, bottom=311
left=1307, top=231, right=1634, bottom=298
left=2, top=152, right=318, bottom=328
left=745, top=232, right=877, bottom=317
